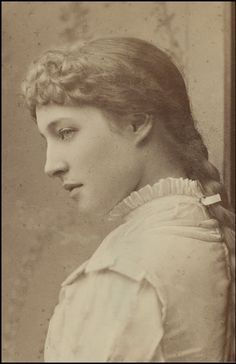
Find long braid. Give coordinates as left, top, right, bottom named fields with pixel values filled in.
left=186, top=138, right=235, bottom=362
left=160, top=99, right=235, bottom=228
left=163, top=110, right=235, bottom=361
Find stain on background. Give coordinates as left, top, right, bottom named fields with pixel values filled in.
left=2, top=2, right=227, bottom=362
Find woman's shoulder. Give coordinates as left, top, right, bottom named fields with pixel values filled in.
left=61, top=248, right=164, bottom=295
left=62, top=217, right=227, bottom=289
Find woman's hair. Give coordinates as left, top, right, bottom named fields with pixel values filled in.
left=22, top=37, right=235, bottom=358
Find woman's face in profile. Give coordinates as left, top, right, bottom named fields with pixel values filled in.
left=36, top=104, right=143, bottom=218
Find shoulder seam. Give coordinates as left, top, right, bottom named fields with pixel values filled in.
left=107, top=256, right=168, bottom=321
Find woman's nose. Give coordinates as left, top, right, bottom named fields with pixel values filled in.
left=44, top=149, right=69, bottom=178
left=44, top=161, right=68, bottom=178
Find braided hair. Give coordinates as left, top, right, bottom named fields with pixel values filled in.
left=22, top=37, right=235, bottom=360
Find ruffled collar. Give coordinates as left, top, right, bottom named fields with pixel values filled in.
left=108, top=177, right=204, bottom=220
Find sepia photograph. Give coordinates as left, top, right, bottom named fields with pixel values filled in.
left=2, top=1, right=235, bottom=362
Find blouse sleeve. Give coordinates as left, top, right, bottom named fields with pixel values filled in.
left=45, top=263, right=165, bottom=362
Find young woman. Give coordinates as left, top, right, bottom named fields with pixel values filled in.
left=22, top=37, right=235, bottom=362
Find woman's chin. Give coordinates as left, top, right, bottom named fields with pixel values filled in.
left=72, top=189, right=117, bottom=221
left=76, top=203, right=110, bottom=224
left=75, top=198, right=100, bottom=219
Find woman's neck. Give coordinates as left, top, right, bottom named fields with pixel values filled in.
left=136, top=150, right=187, bottom=191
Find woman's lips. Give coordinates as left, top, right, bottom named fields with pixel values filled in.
left=70, top=185, right=82, bottom=198
left=63, top=183, right=83, bottom=198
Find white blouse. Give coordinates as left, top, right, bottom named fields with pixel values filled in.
left=44, top=177, right=231, bottom=362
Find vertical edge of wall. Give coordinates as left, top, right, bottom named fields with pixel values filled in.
left=223, top=2, right=235, bottom=209
left=231, top=2, right=235, bottom=210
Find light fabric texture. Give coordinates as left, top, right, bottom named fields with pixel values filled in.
left=44, top=178, right=231, bottom=362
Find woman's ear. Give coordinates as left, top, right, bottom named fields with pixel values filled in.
left=129, top=113, right=153, bottom=144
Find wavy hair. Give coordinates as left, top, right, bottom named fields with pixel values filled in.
left=22, top=37, right=235, bottom=360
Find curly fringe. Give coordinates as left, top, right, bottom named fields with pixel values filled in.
left=21, top=38, right=181, bottom=120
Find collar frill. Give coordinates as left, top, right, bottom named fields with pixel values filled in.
left=108, top=177, right=204, bottom=220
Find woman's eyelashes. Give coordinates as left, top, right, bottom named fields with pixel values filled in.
left=57, top=128, right=77, bottom=141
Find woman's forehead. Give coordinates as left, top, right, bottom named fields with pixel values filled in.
left=36, top=104, right=118, bottom=135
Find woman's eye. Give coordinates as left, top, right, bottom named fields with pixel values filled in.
left=58, top=128, right=76, bottom=141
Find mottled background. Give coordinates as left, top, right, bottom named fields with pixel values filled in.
left=2, top=2, right=233, bottom=362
